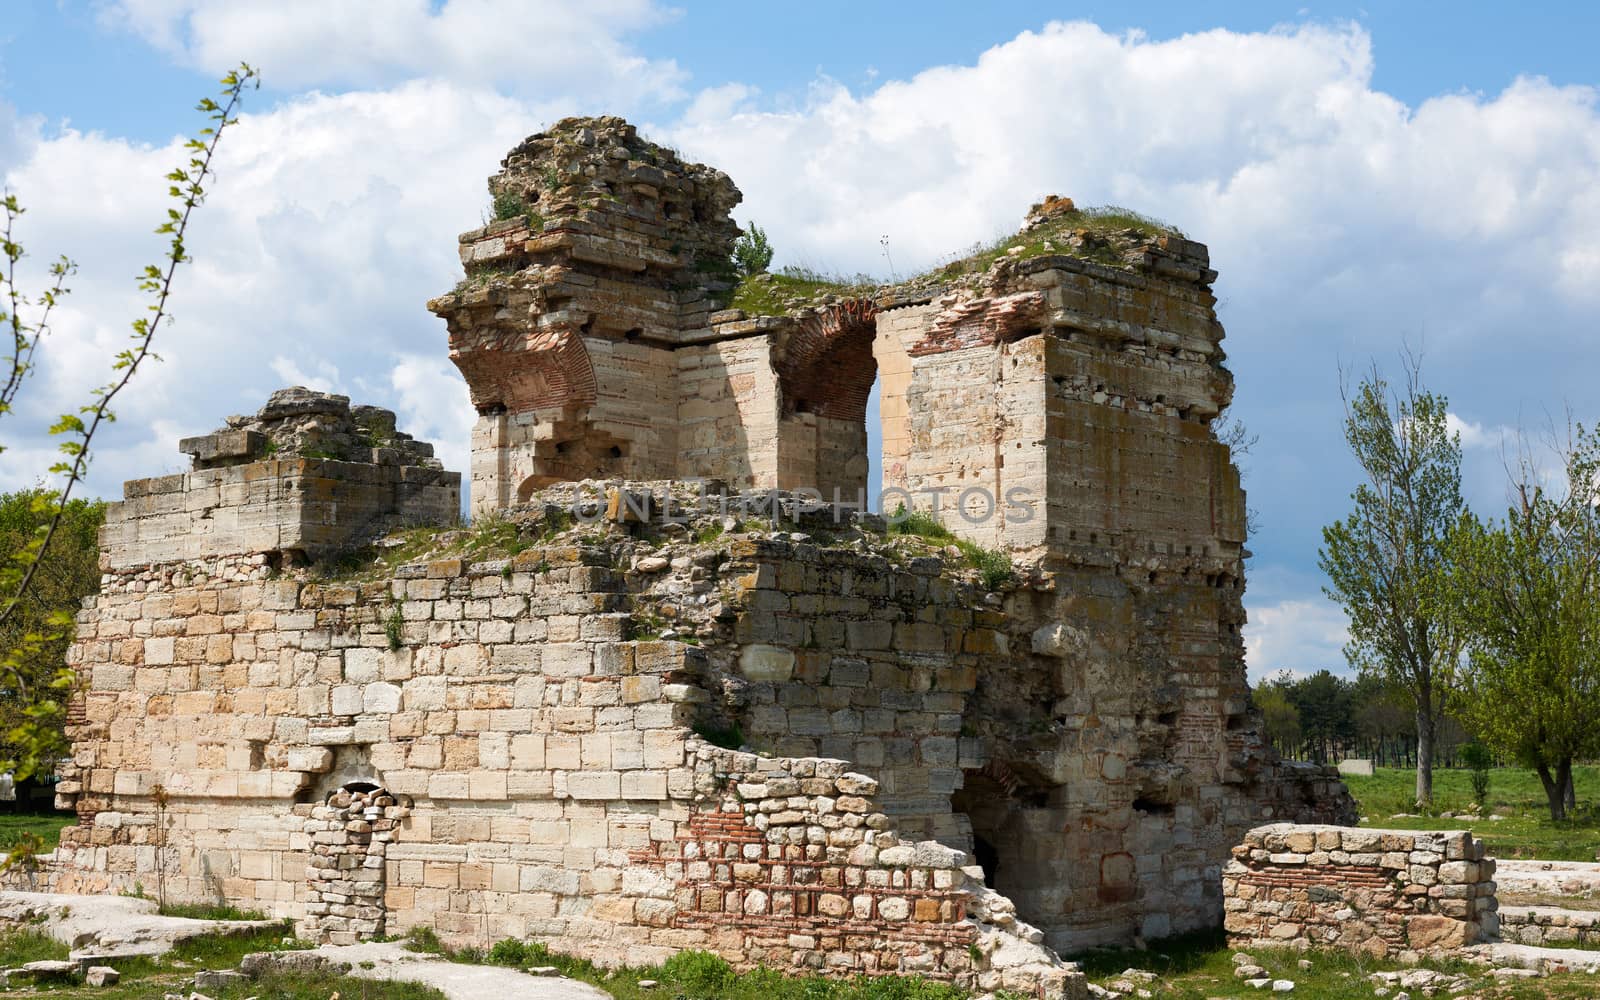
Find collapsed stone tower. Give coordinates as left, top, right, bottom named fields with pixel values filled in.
left=35, top=117, right=1352, bottom=993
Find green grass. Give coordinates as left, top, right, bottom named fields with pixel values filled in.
left=1342, top=765, right=1600, bottom=861
left=923, top=204, right=1182, bottom=283
left=0, top=926, right=69, bottom=965
left=0, top=924, right=411, bottom=1000
left=156, top=901, right=269, bottom=921
left=887, top=509, right=1014, bottom=589
left=726, top=267, right=876, bottom=317
left=417, top=937, right=1013, bottom=1000
left=0, top=808, right=75, bottom=852
left=1071, top=929, right=1600, bottom=999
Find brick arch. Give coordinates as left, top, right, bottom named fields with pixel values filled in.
left=775, top=298, right=878, bottom=421
left=450, top=321, right=598, bottom=414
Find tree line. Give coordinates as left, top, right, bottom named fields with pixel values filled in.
left=1314, top=355, right=1600, bottom=820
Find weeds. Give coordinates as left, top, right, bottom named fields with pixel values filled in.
left=492, top=191, right=528, bottom=221
left=385, top=605, right=405, bottom=651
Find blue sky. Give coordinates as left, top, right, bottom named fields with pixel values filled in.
left=2, top=2, right=1597, bottom=680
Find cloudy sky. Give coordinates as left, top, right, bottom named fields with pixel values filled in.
left=3, top=2, right=1598, bottom=681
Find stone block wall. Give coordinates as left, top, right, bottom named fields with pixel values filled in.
left=1224, top=824, right=1497, bottom=957
left=1497, top=905, right=1600, bottom=949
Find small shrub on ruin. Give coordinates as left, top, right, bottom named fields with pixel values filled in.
left=957, top=540, right=1016, bottom=592
left=889, top=505, right=953, bottom=542
left=492, top=190, right=528, bottom=221
left=385, top=605, right=405, bottom=651
left=732, top=222, right=774, bottom=276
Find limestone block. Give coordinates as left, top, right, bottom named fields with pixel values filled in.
left=739, top=644, right=796, bottom=683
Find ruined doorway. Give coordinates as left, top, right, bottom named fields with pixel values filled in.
left=301, top=781, right=406, bottom=945
left=951, top=764, right=1055, bottom=927
left=775, top=299, right=877, bottom=504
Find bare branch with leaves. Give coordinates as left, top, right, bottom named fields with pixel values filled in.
left=0, top=63, right=259, bottom=780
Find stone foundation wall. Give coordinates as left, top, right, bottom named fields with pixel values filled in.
left=1224, top=824, right=1497, bottom=957
left=1497, top=906, right=1600, bottom=949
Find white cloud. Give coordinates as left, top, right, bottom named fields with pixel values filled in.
left=662, top=21, right=1600, bottom=331
left=1446, top=412, right=1510, bottom=451
left=270, top=356, right=340, bottom=393
left=100, top=0, right=686, bottom=104
left=389, top=352, right=473, bottom=480
left=0, top=79, right=534, bottom=500
left=4, top=13, right=1599, bottom=633
left=1243, top=597, right=1351, bottom=683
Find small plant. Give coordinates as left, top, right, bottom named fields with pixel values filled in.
left=385, top=605, right=405, bottom=651
left=958, top=540, right=1015, bottom=591
left=119, top=881, right=150, bottom=900
left=491, top=190, right=528, bottom=221
left=405, top=925, right=445, bottom=954
left=1460, top=742, right=1493, bottom=807
left=487, top=937, right=539, bottom=967
left=889, top=504, right=954, bottom=542
left=0, top=831, right=43, bottom=874
left=732, top=222, right=774, bottom=276
left=151, top=782, right=170, bottom=909
left=661, top=949, right=734, bottom=996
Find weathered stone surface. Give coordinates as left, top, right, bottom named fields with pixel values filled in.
left=25, top=116, right=1361, bottom=1000
left=1224, top=824, right=1495, bottom=958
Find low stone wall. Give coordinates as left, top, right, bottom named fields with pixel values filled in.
left=640, top=745, right=1086, bottom=999
left=1497, top=905, right=1600, bottom=949
left=1224, top=824, right=1497, bottom=958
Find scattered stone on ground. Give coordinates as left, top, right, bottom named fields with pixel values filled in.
left=0, top=891, right=281, bottom=959
left=241, top=940, right=612, bottom=1000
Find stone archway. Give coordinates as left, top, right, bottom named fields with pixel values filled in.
left=301, top=781, right=408, bottom=945
left=774, top=298, right=878, bottom=501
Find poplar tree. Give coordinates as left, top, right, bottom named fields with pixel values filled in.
left=1320, top=360, right=1466, bottom=806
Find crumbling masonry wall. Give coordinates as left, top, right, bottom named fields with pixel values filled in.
left=1224, top=824, right=1497, bottom=958
left=36, top=115, right=1356, bottom=990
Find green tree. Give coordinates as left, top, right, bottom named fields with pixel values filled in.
left=0, top=65, right=258, bottom=781
left=0, top=490, right=104, bottom=766
left=1286, top=669, right=1355, bottom=764
left=1253, top=674, right=1302, bottom=758
left=732, top=222, right=773, bottom=276
left=1448, top=424, right=1600, bottom=821
left=1319, top=360, right=1467, bottom=806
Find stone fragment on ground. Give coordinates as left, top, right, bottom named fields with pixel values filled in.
left=0, top=890, right=281, bottom=959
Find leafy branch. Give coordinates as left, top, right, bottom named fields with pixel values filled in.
left=0, top=63, right=259, bottom=779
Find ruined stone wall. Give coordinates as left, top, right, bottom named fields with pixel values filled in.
left=1224, top=824, right=1497, bottom=958
left=48, top=520, right=1089, bottom=996
left=40, top=115, right=1361, bottom=989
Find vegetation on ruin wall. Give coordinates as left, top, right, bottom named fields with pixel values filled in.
left=1068, top=928, right=1600, bottom=999
left=723, top=204, right=1182, bottom=318
left=1344, top=765, right=1600, bottom=862
left=920, top=204, right=1183, bottom=283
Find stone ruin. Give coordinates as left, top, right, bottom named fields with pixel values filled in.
left=29, top=116, right=1361, bottom=996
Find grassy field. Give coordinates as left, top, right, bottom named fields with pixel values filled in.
left=1342, top=765, right=1600, bottom=861
left=0, top=808, right=75, bottom=852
